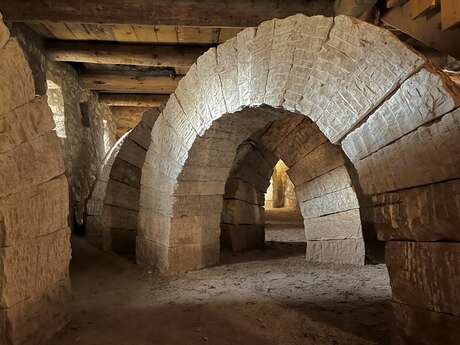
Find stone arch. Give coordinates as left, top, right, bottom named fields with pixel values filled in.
left=137, top=14, right=460, bottom=339
left=0, top=22, right=71, bottom=345
left=221, top=114, right=366, bottom=265
left=86, top=109, right=159, bottom=255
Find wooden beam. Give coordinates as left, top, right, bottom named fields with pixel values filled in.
left=99, top=93, right=169, bottom=107
left=382, top=2, right=460, bottom=59
left=441, top=0, right=460, bottom=30
left=0, top=0, right=335, bottom=28
left=80, top=73, right=181, bottom=94
left=410, top=0, right=437, bottom=18
left=46, top=41, right=208, bottom=68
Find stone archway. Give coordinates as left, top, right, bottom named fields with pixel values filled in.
left=86, top=109, right=159, bottom=255
left=221, top=114, right=366, bottom=265
left=136, top=14, right=460, bottom=342
left=0, top=23, right=71, bottom=345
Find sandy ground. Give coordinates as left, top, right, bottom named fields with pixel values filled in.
left=50, top=228, right=391, bottom=345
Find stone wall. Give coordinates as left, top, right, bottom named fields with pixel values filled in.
left=0, top=19, right=71, bottom=345
left=12, top=24, right=117, bottom=227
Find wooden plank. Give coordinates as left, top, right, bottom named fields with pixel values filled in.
left=410, top=0, right=437, bottom=18
left=177, top=27, right=220, bottom=44
left=45, top=41, right=207, bottom=68
left=42, top=21, right=76, bottom=39
left=111, top=24, right=138, bottom=42
left=219, top=28, right=244, bottom=43
left=80, top=73, right=181, bottom=94
left=99, top=94, right=169, bottom=107
left=0, top=0, right=335, bottom=27
left=65, top=23, right=93, bottom=40
left=382, top=1, right=460, bottom=58
left=387, top=0, right=408, bottom=8
left=441, top=0, right=460, bottom=30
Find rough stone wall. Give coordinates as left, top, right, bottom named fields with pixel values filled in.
left=12, top=24, right=117, bottom=227
left=138, top=14, right=460, bottom=343
left=0, top=20, right=71, bottom=345
left=46, top=60, right=117, bottom=226
left=86, top=110, right=158, bottom=255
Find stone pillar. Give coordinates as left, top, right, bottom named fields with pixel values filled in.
left=0, top=28, right=71, bottom=345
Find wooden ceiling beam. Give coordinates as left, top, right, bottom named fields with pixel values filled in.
left=382, top=2, right=460, bottom=59
left=46, top=41, right=208, bottom=69
left=80, top=73, right=181, bottom=94
left=0, top=0, right=334, bottom=28
left=99, top=93, right=169, bottom=107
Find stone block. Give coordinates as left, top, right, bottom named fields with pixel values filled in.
left=102, top=205, right=138, bottom=231
left=295, top=166, right=351, bottom=203
left=117, top=138, right=147, bottom=169
left=372, top=179, right=460, bottom=241
left=275, top=119, right=327, bottom=167
left=0, top=131, right=65, bottom=198
left=355, top=107, right=460, bottom=195
left=216, top=37, right=239, bottom=113
left=392, top=302, right=460, bottom=345
left=0, top=175, right=68, bottom=246
left=224, top=178, right=265, bottom=206
left=300, top=186, right=359, bottom=219
left=128, top=121, right=152, bottom=150
left=301, top=16, right=424, bottom=143
left=304, top=209, right=362, bottom=241
left=173, top=195, right=223, bottom=217
left=221, top=223, right=265, bottom=252
left=386, top=241, right=460, bottom=316
left=110, top=158, right=141, bottom=188
left=1, top=279, right=71, bottom=345
left=0, top=13, right=9, bottom=49
left=0, top=228, right=71, bottom=308
left=342, top=68, right=458, bottom=163
left=305, top=238, right=365, bottom=265
left=0, top=38, right=35, bottom=115
left=168, top=242, right=220, bottom=273
left=170, top=214, right=221, bottom=246
left=221, top=199, right=264, bottom=225
left=0, top=97, right=55, bottom=153
left=287, top=142, right=344, bottom=186
left=105, top=179, right=139, bottom=211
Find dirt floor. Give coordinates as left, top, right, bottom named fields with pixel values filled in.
left=50, top=224, right=392, bottom=345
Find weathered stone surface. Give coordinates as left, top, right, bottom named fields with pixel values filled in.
left=0, top=12, right=9, bottom=49
left=0, top=38, right=35, bottom=115
left=236, top=27, right=256, bottom=107
left=356, top=107, right=460, bottom=195
left=287, top=142, right=344, bottom=186
left=392, top=302, right=460, bottom=345
left=0, top=97, right=55, bottom=153
left=275, top=119, right=327, bottom=167
left=221, top=199, right=264, bottom=225
left=300, top=186, right=359, bottom=219
left=386, top=241, right=460, bottom=316
left=372, top=179, right=460, bottom=241
left=342, top=68, right=459, bottom=162
left=221, top=224, right=264, bottom=252
left=216, top=38, right=239, bottom=113
left=0, top=228, right=71, bottom=308
left=305, top=238, right=365, bottom=265
left=105, top=179, right=140, bottom=211
left=304, top=209, right=362, bottom=241
left=303, top=16, right=424, bottom=143
left=296, top=166, right=351, bottom=203
left=170, top=214, right=221, bottom=246
left=109, top=158, right=141, bottom=188
left=224, top=178, right=265, bottom=206
left=0, top=130, right=65, bottom=198
left=0, top=175, right=68, bottom=246
left=1, top=280, right=71, bottom=345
